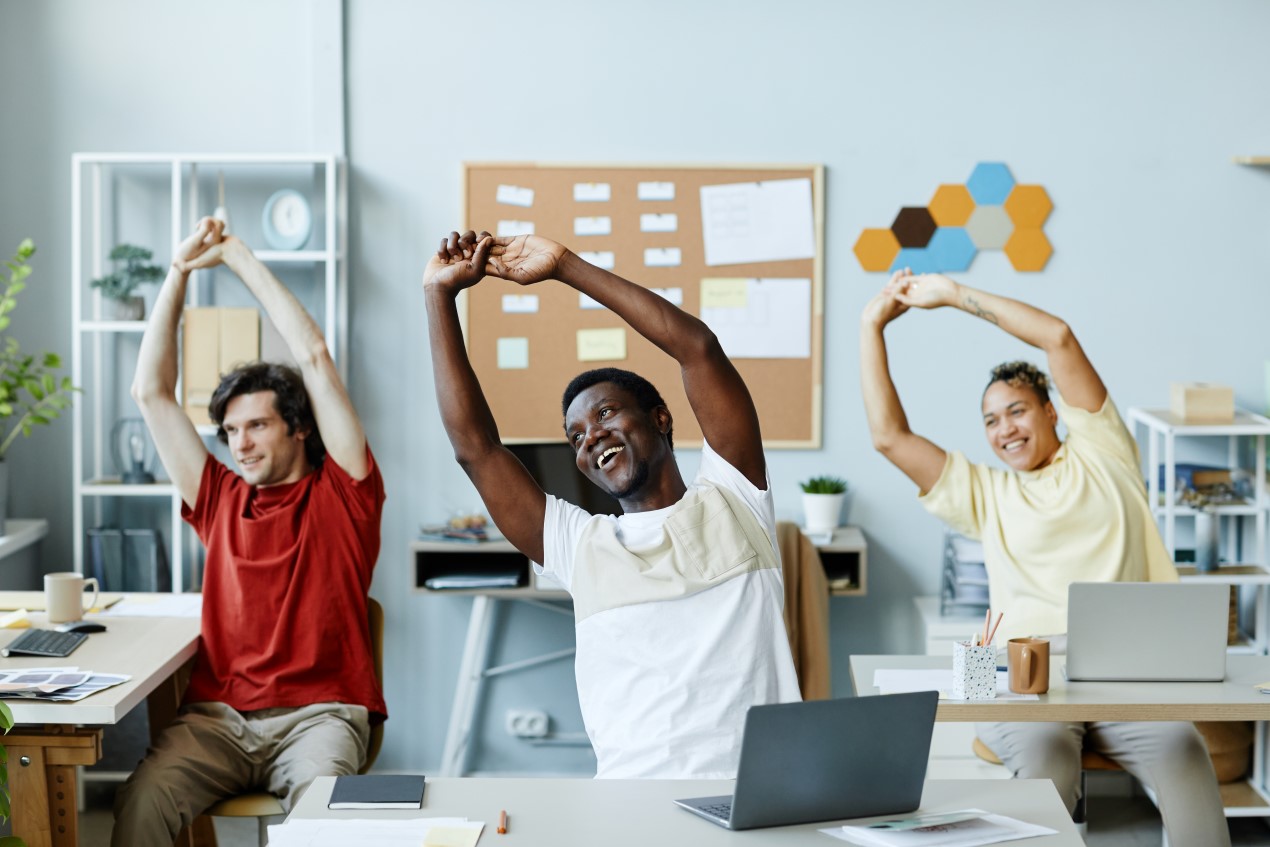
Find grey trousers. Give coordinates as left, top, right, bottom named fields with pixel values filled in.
left=112, top=701, right=370, bottom=847
left=977, top=720, right=1230, bottom=847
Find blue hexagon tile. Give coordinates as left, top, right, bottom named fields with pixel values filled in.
left=966, top=162, right=1016, bottom=205
left=925, top=227, right=977, bottom=272
left=890, top=247, right=941, bottom=274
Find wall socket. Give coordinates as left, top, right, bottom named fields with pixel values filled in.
left=505, top=708, right=549, bottom=738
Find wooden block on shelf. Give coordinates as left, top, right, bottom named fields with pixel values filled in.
left=1170, top=382, right=1234, bottom=423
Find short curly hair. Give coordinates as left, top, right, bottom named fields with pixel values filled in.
left=208, top=361, right=326, bottom=467
left=984, top=360, right=1052, bottom=406
left=561, top=367, right=673, bottom=450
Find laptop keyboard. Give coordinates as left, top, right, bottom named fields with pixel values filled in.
left=1, top=628, right=88, bottom=658
left=700, top=801, right=733, bottom=821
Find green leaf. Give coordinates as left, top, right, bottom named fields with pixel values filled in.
left=7, top=282, right=24, bottom=296
left=10, top=265, right=30, bottom=283
left=0, top=699, right=10, bottom=730
left=61, top=376, right=73, bottom=391
left=22, top=379, right=43, bottom=401
left=41, top=374, right=54, bottom=394
left=0, top=317, right=11, bottom=333
left=28, top=415, right=49, bottom=426
left=0, top=404, right=12, bottom=417
left=43, top=353, right=60, bottom=369
left=16, top=238, right=34, bottom=260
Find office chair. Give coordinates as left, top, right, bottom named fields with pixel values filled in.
left=201, top=597, right=385, bottom=846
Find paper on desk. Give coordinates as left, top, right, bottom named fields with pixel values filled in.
left=266, top=818, right=480, bottom=846
left=872, top=670, right=1038, bottom=701
left=822, top=808, right=1057, bottom=846
left=100, top=594, right=203, bottom=617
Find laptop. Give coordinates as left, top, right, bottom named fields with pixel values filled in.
left=1065, top=582, right=1229, bottom=682
left=674, top=690, right=937, bottom=830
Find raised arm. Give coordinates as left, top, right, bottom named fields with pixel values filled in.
left=895, top=272, right=1107, bottom=412
left=486, top=235, right=766, bottom=488
left=177, top=234, right=369, bottom=480
left=131, top=220, right=219, bottom=508
left=424, top=231, right=546, bottom=563
left=860, top=274, right=948, bottom=492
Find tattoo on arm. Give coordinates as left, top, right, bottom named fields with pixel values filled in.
left=964, top=295, right=999, bottom=325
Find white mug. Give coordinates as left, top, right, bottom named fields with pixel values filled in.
left=45, top=572, right=100, bottom=624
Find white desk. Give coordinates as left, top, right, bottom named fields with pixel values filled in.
left=0, top=594, right=200, bottom=847
left=289, top=776, right=1083, bottom=845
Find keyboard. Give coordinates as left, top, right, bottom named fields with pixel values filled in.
left=697, top=801, right=733, bottom=822
left=1, top=628, right=89, bottom=658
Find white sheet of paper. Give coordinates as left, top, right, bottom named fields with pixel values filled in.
left=577, top=327, right=627, bottom=361
left=574, top=216, right=612, bottom=236
left=496, top=337, right=529, bottom=369
left=652, top=287, right=683, bottom=306
left=577, top=250, right=616, bottom=270
left=267, top=818, right=481, bottom=847
left=100, top=594, right=203, bottom=617
left=699, top=277, right=810, bottom=359
left=579, top=293, right=606, bottom=310
left=870, top=669, right=1039, bottom=701
left=644, top=247, right=681, bottom=267
left=497, top=220, right=535, bottom=237
left=699, top=177, right=815, bottom=266
left=495, top=184, right=534, bottom=208
left=501, top=294, right=539, bottom=314
left=822, top=811, right=1056, bottom=846
left=638, top=181, right=675, bottom=201
left=573, top=182, right=611, bottom=202
left=640, top=212, right=678, bottom=233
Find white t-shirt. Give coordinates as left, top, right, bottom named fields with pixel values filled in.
left=537, top=440, right=801, bottom=778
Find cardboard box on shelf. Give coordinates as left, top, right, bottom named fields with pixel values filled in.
left=1170, top=382, right=1234, bottom=424
left=182, top=307, right=260, bottom=427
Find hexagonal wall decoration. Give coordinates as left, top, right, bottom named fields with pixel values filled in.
left=966, top=162, right=1015, bottom=205
left=929, top=184, right=975, bottom=227
left=855, top=163, right=1051, bottom=273
left=1004, top=185, right=1053, bottom=227
left=891, top=207, right=937, bottom=248
left=853, top=228, right=901, bottom=272
left=1004, top=228, right=1053, bottom=271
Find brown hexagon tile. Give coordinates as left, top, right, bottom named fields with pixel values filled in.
left=1004, top=185, right=1053, bottom=227
left=1004, top=228, right=1052, bottom=271
left=853, top=228, right=901, bottom=272
left=928, top=184, right=975, bottom=227
left=891, top=207, right=937, bottom=248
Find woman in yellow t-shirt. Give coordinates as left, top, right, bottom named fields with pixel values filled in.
left=859, top=270, right=1228, bottom=847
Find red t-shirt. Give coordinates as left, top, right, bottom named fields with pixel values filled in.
left=181, top=447, right=387, bottom=722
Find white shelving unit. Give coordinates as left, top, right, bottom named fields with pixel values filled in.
left=71, top=153, right=346, bottom=593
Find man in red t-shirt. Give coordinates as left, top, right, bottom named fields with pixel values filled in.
left=114, top=218, right=386, bottom=846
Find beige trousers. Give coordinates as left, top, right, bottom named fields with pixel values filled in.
left=977, top=720, right=1230, bottom=847
left=112, top=701, right=370, bottom=847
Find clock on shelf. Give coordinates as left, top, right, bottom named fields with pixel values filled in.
left=261, top=188, right=313, bottom=250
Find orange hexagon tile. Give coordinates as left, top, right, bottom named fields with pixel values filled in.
left=1004, top=228, right=1052, bottom=271
left=928, top=184, right=975, bottom=227
left=1004, top=185, right=1053, bottom=227
left=854, top=228, right=901, bottom=272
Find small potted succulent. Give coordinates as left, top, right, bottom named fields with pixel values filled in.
left=800, top=475, right=848, bottom=535
left=90, top=244, right=164, bottom=320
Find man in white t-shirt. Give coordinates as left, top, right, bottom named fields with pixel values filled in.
left=423, top=230, right=800, bottom=778
left=859, top=269, right=1229, bottom=847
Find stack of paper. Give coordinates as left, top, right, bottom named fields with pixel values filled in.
left=871, top=670, right=1038, bottom=701
left=267, top=818, right=484, bottom=847
left=821, top=808, right=1057, bottom=846
left=0, top=668, right=130, bottom=701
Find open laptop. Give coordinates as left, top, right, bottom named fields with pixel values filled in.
left=1065, top=582, right=1229, bottom=682
left=674, top=690, right=938, bottom=830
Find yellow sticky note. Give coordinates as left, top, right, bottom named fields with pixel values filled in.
left=423, top=826, right=483, bottom=847
left=700, top=278, right=750, bottom=308
left=0, top=609, right=31, bottom=629
left=577, top=328, right=627, bottom=362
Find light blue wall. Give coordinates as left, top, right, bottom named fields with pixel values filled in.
left=4, top=0, right=1270, bottom=775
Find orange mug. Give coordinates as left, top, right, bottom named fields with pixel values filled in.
left=1008, top=637, right=1050, bottom=694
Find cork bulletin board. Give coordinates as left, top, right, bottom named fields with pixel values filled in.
left=462, top=163, right=825, bottom=447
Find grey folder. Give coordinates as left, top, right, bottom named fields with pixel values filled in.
left=674, top=691, right=938, bottom=831
left=1066, top=582, right=1229, bottom=682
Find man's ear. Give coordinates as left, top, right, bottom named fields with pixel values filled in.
left=654, top=406, right=672, bottom=437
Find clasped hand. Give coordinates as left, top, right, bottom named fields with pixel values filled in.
left=423, top=230, right=569, bottom=293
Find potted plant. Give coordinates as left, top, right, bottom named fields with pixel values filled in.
left=0, top=239, right=78, bottom=535
left=800, top=475, right=848, bottom=535
left=89, top=243, right=164, bottom=320
left=0, top=699, right=19, bottom=846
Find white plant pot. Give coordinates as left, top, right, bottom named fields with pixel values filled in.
left=802, top=492, right=845, bottom=535
left=103, top=296, right=144, bottom=321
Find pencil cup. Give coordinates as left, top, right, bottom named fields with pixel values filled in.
left=951, top=640, right=996, bottom=700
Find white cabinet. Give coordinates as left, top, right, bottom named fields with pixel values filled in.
left=1128, top=407, right=1270, bottom=653
left=70, top=153, right=346, bottom=592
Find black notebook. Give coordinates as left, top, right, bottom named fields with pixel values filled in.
left=327, top=774, right=426, bottom=809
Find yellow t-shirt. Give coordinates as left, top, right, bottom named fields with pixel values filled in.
left=920, top=395, right=1177, bottom=642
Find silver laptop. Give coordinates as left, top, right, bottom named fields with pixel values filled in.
left=674, top=691, right=937, bottom=831
left=1066, top=582, right=1229, bottom=682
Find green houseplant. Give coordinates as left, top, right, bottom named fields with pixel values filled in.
left=0, top=239, right=78, bottom=533
left=799, top=476, right=848, bottom=535
left=0, top=699, right=18, bottom=845
left=89, top=243, right=163, bottom=320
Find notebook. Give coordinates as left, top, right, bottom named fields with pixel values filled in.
left=674, top=691, right=938, bottom=830
left=327, top=774, right=426, bottom=809
left=1065, top=582, right=1229, bottom=682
